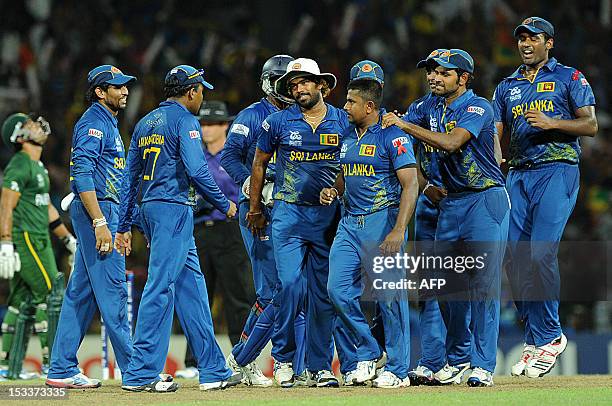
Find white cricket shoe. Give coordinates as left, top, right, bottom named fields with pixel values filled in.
left=314, top=370, right=339, bottom=387
left=242, top=361, right=273, bottom=387
left=175, top=366, right=199, bottom=379
left=410, top=365, right=438, bottom=385
left=467, top=367, right=493, bottom=387
left=434, top=362, right=470, bottom=384
left=372, top=370, right=410, bottom=388
left=342, top=370, right=360, bottom=386
left=353, top=359, right=377, bottom=384
left=122, top=380, right=179, bottom=392
left=46, top=372, right=101, bottom=389
left=511, top=344, right=536, bottom=376
left=273, top=361, right=295, bottom=388
left=199, top=372, right=243, bottom=391
left=525, top=334, right=567, bottom=378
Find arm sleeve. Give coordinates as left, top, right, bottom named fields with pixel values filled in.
left=257, top=115, right=280, bottom=154
left=178, top=117, right=230, bottom=213
left=492, top=83, right=505, bottom=123
left=220, top=111, right=256, bottom=185
left=118, top=125, right=144, bottom=232
left=568, top=70, right=596, bottom=111
left=388, top=131, right=417, bottom=169
left=2, top=155, right=29, bottom=193
left=70, top=120, right=103, bottom=193
left=456, top=100, right=494, bottom=139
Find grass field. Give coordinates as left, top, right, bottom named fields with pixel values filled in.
left=1, top=376, right=611, bottom=405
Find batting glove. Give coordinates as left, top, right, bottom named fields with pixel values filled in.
left=0, top=241, right=21, bottom=279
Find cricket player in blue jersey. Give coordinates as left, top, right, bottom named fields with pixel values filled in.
left=247, top=58, right=348, bottom=387
left=383, top=49, right=509, bottom=387
left=492, top=17, right=597, bottom=378
left=220, top=55, right=308, bottom=386
left=403, top=49, right=460, bottom=385
left=115, top=65, right=241, bottom=392
left=46, top=65, right=136, bottom=389
left=323, top=61, right=418, bottom=388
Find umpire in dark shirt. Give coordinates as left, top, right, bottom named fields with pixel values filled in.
left=178, top=101, right=255, bottom=378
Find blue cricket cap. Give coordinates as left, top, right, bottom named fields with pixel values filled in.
left=349, top=60, right=384, bottom=85
left=431, top=49, right=474, bottom=73
left=416, top=49, right=449, bottom=69
left=87, top=65, right=136, bottom=87
left=514, top=17, right=554, bottom=38
left=164, top=65, right=214, bottom=89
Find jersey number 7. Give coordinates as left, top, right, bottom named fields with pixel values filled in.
left=143, top=147, right=161, bottom=180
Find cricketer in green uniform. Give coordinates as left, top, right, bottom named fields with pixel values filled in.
left=0, top=113, right=76, bottom=379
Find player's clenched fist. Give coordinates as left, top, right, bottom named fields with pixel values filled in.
left=319, top=187, right=338, bottom=205
left=226, top=201, right=237, bottom=218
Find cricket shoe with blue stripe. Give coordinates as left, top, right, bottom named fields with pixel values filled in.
left=273, top=361, right=295, bottom=388
left=314, top=370, right=339, bottom=387
left=46, top=372, right=101, bottom=389
left=353, top=359, right=377, bottom=384
left=467, top=367, right=494, bottom=387
left=199, top=372, right=243, bottom=391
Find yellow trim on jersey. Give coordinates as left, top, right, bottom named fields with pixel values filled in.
left=24, top=232, right=51, bottom=290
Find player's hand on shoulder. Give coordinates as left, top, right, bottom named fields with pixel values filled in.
left=0, top=241, right=20, bottom=279
left=381, top=111, right=405, bottom=130
left=320, top=188, right=338, bottom=205
left=379, top=228, right=405, bottom=256
left=226, top=201, right=238, bottom=218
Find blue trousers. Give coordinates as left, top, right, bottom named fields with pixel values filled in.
left=122, top=202, right=230, bottom=385
left=435, top=187, right=509, bottom=373
left=48, top=200, right=132, bottom=379
left=414, top=194, right=448, bottom=372
left=328, top=207, right=411, bottom=379
left=506, top=163, right=579, bottom=347
left=270, top=201, right=338, bottom=372
left=233, top=201, right=305, bottom=373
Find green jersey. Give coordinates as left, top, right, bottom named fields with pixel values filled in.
left=2, top=152, right=50, bottom=235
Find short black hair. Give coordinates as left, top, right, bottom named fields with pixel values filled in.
left=85, top=83, right=111, bottom=103
left=164, top=83, right=200, bottom=99
left=456, top=69, right=474, bottom=88
left=347, top=79, right=383, bottom=109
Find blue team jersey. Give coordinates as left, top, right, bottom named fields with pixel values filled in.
left=341, top=112, right=416, bottom=215
left=403, top=93, right=444, bottom=188
left=70, top=102, right=126, bottom=203
left=118, top=100, right=228, bottom=231
left=493, top=57, right=596, bottom=167
left=257, top=103, right=349, bottom=205
left=220, top=97, right=278, bottom=202
left=419, top=90, right=504, bottom=193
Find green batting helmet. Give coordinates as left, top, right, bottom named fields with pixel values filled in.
left=1, top=113, right=30, bottom=147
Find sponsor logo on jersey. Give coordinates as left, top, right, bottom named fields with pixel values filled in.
left=35, top=193, right=50, bottom=206
left=359, top=144, right=376, bottom=157
left=467, top=106, right=485, bottom=116
left=392, top=136, right=409, bottom=155
left=88, top=128, right=103, bottom=139
left=536, top=82, right=555, bottom=92
left=230, top=123, right=250, bottom=136
left=115, top=136, right=124, bottom=152
left=581, top=78, right=590, bottom=86
left=262, top=120, right=270, bottom=131
left=289, top=130, right=302, bottom=146
left=509, top=86, right=521, bottom=102
left=189, top=130, right=200, bottom=139
left=340, top=142, right=348, bottom=158
left=320, top=133, right=339, bottom=146
left=429, top=115, right=438, bottom=131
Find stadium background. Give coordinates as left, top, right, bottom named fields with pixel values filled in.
left=0, top=0, right=610, bottom=375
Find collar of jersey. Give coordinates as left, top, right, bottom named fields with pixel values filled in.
left=349, top=108, right=386, bottom=139
left=160, top=99, right=192, bottom=114
left=435, top=89, right=474, bottom=111
left=508, top=57, right=558, bottom=80
left=285, top=102, right=339, bottom=122
left=92, top=102, right=118, bottom=125
left=261, top=97, right=279, bottom=114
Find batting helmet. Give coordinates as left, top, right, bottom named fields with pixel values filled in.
left=261, top=55, right=295, bottom=104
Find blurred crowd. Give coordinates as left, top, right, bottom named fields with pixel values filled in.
left=0, top=0, right=610, bottom=333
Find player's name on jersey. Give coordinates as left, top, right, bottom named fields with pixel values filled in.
left=289, top=151, right=335, bottom=162
left=138, top=133, right=165, bottom=148
left=511, top=100, right=554, bottom=118
left=343, top=163, right=376, bottom=177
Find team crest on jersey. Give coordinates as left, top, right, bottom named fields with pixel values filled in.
left=88, top=128, right=103, bottom=139
left=289, top=130, right=302, bottom=146
left=231, top=123, right=250, bottom=136
left=320, top=133, right=339, bottom=146
left=392, top=136, right=409, bottom=155
left=445, top=121, right=456, bottom=133
left=536, top=82, right=555, bottom=92
left=509, top=87, right=521, bottom=102
left=359, top=144, right=376, bottom=157
left=189, top=130, right=200, bottom=139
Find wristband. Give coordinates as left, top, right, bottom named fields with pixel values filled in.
left=92, top=217, right=108, bottom=228
left=49, top=218, right=63, bottom=231
left=330, top=187, right=340, bottom=198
